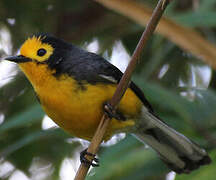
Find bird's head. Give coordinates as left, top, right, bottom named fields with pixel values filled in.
left=5, top=33, right=68, bottom=64
left=4, top=33, right=72, bottom=85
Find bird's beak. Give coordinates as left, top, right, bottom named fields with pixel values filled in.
left=4, top=55, right=32, bottom=63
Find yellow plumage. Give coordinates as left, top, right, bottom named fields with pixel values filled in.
left=19, top=58, right=142, bottom=140
left=5, top=34, right=211, bottom=173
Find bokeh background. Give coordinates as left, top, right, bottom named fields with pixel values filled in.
left=0, top=0, right=216, bottom=179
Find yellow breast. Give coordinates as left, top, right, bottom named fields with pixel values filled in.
left=19, top=62, right=142, bottom=140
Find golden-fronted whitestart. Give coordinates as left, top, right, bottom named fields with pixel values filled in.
left=4, top=34, right=211, bottom=173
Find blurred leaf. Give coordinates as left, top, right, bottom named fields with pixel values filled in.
left=5, top=128, right=77, bottom=176
left=94, top=0, right=216, bottom=70
left=0, top=128, right=63, bottom=158
left=0, top=104, right=44, bottom=135
left=199, top=0, right=216, bottom=11
left=87, top=135, right=168, bottom=180
left=173, top=12, right=216, bottom=27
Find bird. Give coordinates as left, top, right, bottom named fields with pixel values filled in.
left=4, top=33, right=211, bottom=174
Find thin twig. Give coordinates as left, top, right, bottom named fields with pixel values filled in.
left=95, top=0, right=216, bottom=70
left=74, top=0, right=171, bottom=179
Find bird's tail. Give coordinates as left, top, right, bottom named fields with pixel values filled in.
left=134, top=110, right=211, bottom=174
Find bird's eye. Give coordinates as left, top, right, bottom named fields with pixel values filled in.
left=37, top=48, right=47, bottom=56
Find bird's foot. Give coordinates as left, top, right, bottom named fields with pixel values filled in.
left=104, top=102, right=125, bottom=120
left=80, top=149, right=99, bottom=167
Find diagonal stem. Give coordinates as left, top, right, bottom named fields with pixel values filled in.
left=74, top=0, right=172, bottom=179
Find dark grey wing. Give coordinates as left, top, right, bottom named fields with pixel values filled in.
left=86, top=52, right=154, bottom=112
left=49, top=44, right=153, bottom=112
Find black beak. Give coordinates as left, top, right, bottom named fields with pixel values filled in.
left=5, top=55, right=32, bottom=63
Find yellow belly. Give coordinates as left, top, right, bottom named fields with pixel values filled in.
left=19, top=62, right=142, bottom=141
left=37, top=77, right=142, bottom=140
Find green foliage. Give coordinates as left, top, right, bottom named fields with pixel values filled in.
left=87, top=135, right=168, bottom=180
left=0, top=0, right=216, bottom=179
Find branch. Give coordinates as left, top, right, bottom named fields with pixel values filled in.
left=95, top=0, right=216, bottom=70
left=74, top=0, right=171, bottom=179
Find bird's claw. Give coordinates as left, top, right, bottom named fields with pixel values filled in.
left=104, top=102, right=123, bottom=120
left=80, top=149, right=99, bottom=167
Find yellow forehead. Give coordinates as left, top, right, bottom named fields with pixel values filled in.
left=20, top=36, right=54, bottom=62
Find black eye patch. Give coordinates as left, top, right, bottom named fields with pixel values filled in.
left=37, top=48, right=47, bottom=56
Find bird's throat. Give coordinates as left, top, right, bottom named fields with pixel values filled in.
left=19, top=62, right=56, bottom=89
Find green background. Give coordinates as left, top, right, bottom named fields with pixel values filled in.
left=0, top=0, right=216, bottom=179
